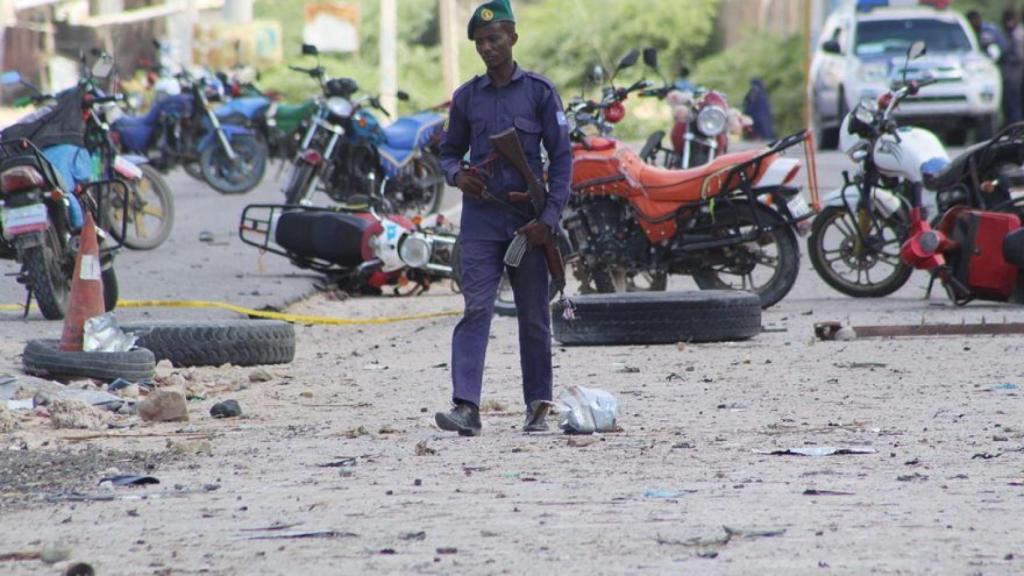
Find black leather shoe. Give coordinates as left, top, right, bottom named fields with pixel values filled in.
left=435, top=402, right=482, bottom=437
left=523, top=400, right=553, bottom=432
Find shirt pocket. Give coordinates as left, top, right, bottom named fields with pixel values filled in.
left=513, top=116, right=543, bottom=158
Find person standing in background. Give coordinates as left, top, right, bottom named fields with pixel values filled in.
left=1000, top=8, right=1024, bottom=126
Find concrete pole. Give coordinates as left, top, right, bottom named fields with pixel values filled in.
left=380, top=0, right=397, bottom=120
left=803, top=0, right=813, bottom=131
left=439, top=0, right=459, bottom=98
left=223, top=0, right=253, bottom=23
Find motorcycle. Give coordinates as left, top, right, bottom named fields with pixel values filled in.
left=212, top=77, right=317, bottom=164
left=281, top=44, right=446, bottom=215
left=238, top=201, right=457, bottom=295
left=110, top=66, right=268, bottom=195
left=807, top=41, right=1024, bottom=298
left=561, top=49, right=813, bottom=308
left=637, top=48, right=741, bottom=170
left=0, top=59, right=124, bottom=318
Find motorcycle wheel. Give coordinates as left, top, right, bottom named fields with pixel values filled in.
left=691, top=204, right=800, bottom=308
left=807, top=205, right=913, bottom=298
left=404, top=153, right=445, bottom=215
left=104, top=165, right=175, bottom=250
left=21, top=227, right=70, bottom=320
left=283, top=162, right=317, bottom=205
left=182, top=161, right=204, bottom=182
left=102, top=260, right=118, bottom=312
left=200, top=134, right=268, bottom=195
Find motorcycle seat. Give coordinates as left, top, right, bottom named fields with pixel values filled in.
left=382, top=113, right=444, bottom=150
left=216, top=97, right=270, bottom=121
left=619, top=148, right=763, bottom=202
left=926, top=141, right=990, bottom=191
left=1003, top=228, right=1024, bottom=268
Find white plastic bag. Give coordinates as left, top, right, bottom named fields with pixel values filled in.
left=558, top=385, right=619, bottom=434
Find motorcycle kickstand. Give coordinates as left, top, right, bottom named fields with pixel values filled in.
left=22, top=288, right=32, bottom=319
left=925, top=273, right=936, bottom=299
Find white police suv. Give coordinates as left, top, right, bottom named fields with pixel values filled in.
left=810, top=0, right=1001, bottom=149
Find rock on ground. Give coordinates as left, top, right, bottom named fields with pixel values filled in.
left=49, top=399, right=107, bottom=430
left=137, top=390, right=189, bottom=423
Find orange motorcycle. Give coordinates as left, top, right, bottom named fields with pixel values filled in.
left=561, top=50, right=815, bottom=308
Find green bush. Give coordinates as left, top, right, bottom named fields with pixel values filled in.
left=692, top=33, right=808, bottom=137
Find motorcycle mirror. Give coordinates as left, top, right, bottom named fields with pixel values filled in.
left=616, top=49, right=640, bottom=72
left=91, top=54, right=114, bottom=79
left=1, top=71, right=22, bottom=86
left=678, top=66, right=691, bottom=79
left=642, top=47, right=659, bottom=70
left=586, top=65, right=606, bottom=86
left=301, top=43, right=319, bottom=56
left=908, top=41, right=926, bottom=60
left=397, top=90, right=410, bottom=101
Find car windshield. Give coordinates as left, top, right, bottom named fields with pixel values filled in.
left=855, top=19, right=972, bottom=56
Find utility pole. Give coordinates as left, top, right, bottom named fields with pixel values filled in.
left=380, top=0, right=397, bottom=119
left=223, top=0, right=253, bottom=23
left=803, top=0, right=813, bottom=130
left=439, top=0, right=459, bottom=97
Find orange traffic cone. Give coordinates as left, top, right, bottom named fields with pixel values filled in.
left=59, top=212, right=106, bottom=351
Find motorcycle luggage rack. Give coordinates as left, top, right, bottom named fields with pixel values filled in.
left=0, top=139, right=61, bottom=188
left=239, top=203, right=364, bottom=274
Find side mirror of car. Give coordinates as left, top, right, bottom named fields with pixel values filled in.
left=822, top=39, right=841, bottom=55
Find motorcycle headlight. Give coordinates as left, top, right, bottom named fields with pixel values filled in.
left=326, top=97, right=353, bottom=119
left=858, top=62, right=888, bottom=83
left=398, top=234, right=431, bottom=269
left=696, top=105, right=727, bottom=136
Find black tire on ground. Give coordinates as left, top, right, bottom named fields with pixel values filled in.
left=21, top=228, right=69, bottom=320
left=22, top=339, right=155, bottom=381
left=120, top=320, right=295, bottom=367
left=552, top=290, right=761, bottom=346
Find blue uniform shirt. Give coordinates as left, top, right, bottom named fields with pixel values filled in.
left=440, top=64, right=572, bottom=241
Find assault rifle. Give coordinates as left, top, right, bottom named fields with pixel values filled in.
left=488, top=128, right=566, bottom=294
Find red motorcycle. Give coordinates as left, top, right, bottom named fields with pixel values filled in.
left=563, top=49, right=815, bottom=308
left=900, top=125, right=1024, bottom=305
left=637, top=48, right=740, bottom=170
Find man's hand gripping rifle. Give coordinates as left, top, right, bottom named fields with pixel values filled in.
left=484, top=128, right=566, bottom=295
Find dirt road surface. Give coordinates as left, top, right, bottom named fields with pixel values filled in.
left=2, top=149, right=1023, bottom=574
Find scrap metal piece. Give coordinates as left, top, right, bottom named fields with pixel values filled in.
left=815, top=320, right=1024, bottom=341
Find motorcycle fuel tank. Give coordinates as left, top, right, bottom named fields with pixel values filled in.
left=873, top=126, right=948, bottom=184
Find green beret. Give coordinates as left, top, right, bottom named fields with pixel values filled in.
left=468, top=0, right=515, bottom=40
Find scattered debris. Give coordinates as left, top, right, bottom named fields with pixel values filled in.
left=644, top=489, right=697, bottom=499
left=98, top=475, right=160, bottom=487
left=803, top=489, right=854, bottom=496
left=50, top=399, right=108, bottom=430
left=756, top=446, right=876, bottom=457
left=896, top=473, right=928, bottom=482
left=834, top=362, right=887, bottom=369
left=816, top=319, right=1024, bottom=340
left=138, top=390, right=189, bottom=422
left=559, top=385, right=618, bottom=434
left=210, top=400, right=243, bottom=419
left=248, top=368, right=273, bottom=383
left=723, top=526, right=786, bottom=539
left=400, top=531, right=426, bottom=541
left=239, top=522, right=305, bottom=532
left=480, top=399, right=507, bottom=413
left=166, top=439, right=213, bottom=456
left=378, top=425, right=401, bottom=434
left=415, top=441, right=437, bottom=456
left=0, top=551, right=41, bottom=561
left=567, top=436, right=598, bottom=448
left=342, top=426, right=370, bottom=439
left=0, top=403, right=16, bottom=433
left=242, top=530, right=357, bottom=541
left=64, top=563, right=95, bottom=576
left=40, top=545, right=71, bottom=564
left=83, top=313, right=137, bottom=352
left=612, top=362, right=640, bottom=373
left=993, top=383, right=1019, bottom=391
left=436, top=547, right=458, bottom=554
left=319, top=457, right=357, bottom=468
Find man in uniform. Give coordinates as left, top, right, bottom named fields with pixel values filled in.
left=434, top=0, right=572, bottom=436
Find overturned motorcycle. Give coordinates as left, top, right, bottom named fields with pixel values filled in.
left=239, top=202, right=457, bottom=295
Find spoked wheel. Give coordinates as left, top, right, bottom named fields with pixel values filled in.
left=691, top=205, right=800, bottom=308
left=105, top=165, right=175, bottom=250
left=385, top=153, right=445, bottom=215
left=200, top=135, right=268, bottom=194
left=20, top=227, right=70, bottom=320
left=808, top=205, right=913, bottom=298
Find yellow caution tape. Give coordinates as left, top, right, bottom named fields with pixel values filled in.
left=0, top=299, right=462, bottom=326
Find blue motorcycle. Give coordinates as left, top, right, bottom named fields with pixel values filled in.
left=282, top=44, right=446, bottom=214
left=111, top=70, right=267, bottom=195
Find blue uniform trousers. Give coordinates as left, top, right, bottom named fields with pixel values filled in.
left=452, top=238, right=552, bottom=408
